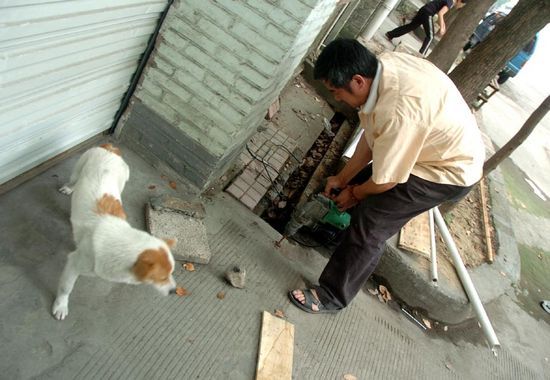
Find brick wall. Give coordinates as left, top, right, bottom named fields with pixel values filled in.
left=119, top=0, right=337, bottom=191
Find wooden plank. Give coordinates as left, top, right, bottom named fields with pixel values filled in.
left=479, top=179, right=494, bottom=263
left=398, top=211, right=431, bottom=258
left=255, top=311, right=294, bottom=380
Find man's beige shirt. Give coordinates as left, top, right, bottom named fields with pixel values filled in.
left=359, top=52, right=485, bottom=187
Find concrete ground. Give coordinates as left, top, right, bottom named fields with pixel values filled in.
left=1, top=140, right=549, bottom=379
left=1, top=18, right=549, bottom=380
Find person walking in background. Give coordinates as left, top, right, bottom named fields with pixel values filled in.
left=386, top=0, right=466, bottom=55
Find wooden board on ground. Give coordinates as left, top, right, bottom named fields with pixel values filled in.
left=256, top=311, right=295, bottom=380
left=399, top=211, right=431, bottom=258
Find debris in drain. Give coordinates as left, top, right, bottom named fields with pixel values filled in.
left=401, top=307, right=428, bottom=331
left=261, top=113, right=348, bottom=235
left=422, top=318, right=432, bottom=329
left=367, top=287, right=379, bottom=296
left=378, top=285, right=392, bottom=303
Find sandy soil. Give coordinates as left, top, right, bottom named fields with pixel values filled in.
left=435, top=182, right=497, bottom=268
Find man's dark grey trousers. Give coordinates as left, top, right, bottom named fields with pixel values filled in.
left=315, top=174, right=472, bottom=309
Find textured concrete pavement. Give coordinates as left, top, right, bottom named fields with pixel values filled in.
left=0, top=140, right=549, bottom=379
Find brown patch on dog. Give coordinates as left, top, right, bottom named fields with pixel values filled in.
left=132, top=248, right=173, bottom=284
left=100, top=143, right=122, bottom=156
left=95, top=194, right=127, bottom=219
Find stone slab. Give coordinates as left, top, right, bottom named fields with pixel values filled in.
left=150, top=195, right=205, bottom=219
left=145, top=202, right=211, bottom=264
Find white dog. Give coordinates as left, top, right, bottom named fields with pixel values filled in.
left=53, top=144, right=177, bottom=320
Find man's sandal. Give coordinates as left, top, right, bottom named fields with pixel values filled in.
left=288, top=288, right=339, bottom=314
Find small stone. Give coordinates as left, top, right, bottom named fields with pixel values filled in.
left=226, top=266, right=246, bottom=289
left=443, top=326, right=448, bottom=331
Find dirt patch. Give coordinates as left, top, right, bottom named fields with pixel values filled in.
left=435, top=182, right=498, bottom=269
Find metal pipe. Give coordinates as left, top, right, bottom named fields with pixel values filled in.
left=359, top=0, right=400, bottom=41
left=433, top=207, right=500, bottom=352
left=317, top=2, right=351, bottom=51
left=428, top=209, right=438, bottom=284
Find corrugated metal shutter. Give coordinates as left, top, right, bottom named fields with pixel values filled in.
left=0, top=0, right=168, bottom=184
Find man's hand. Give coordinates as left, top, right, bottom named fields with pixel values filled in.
left=438, top=25, right=446, bottom=37
left=333, top=186, right=360, bottom=211
left=324, top=176, right=346, bottom=197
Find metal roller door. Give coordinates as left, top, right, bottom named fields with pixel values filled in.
left=0, top=0, right=168, bottom=185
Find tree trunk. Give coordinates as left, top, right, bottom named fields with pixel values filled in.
left=428, top=0, right=494, bottom=73
left=483, top=95, right=550, bottom=176
left=441, top=95, right=549, bottom=215
left=449, top=0, right=550, bottom=105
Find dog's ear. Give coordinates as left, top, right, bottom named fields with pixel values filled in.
left=164, top=238, right=177, bottom=248
left=133, top=248, right=172, bottom=282
left=100, top=143, right=122, bottom=156
left=132, top=250, right=155, bottom=280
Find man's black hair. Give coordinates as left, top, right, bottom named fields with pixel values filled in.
left=314, top=39, right=378, bottom=88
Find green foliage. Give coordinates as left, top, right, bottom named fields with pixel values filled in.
left=516, top=244, right=550, bottom=319
left=500, top=159, right=550, bottom=219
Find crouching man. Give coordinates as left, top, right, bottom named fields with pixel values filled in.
left=289, top=39, right=485, bottom=314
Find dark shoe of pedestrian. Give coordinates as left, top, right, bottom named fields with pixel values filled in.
left=288, top=288, right=340, bottom=314
left=385, top=32, right=393, bottom=42
left=541, top=300, right=550, bottom=314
